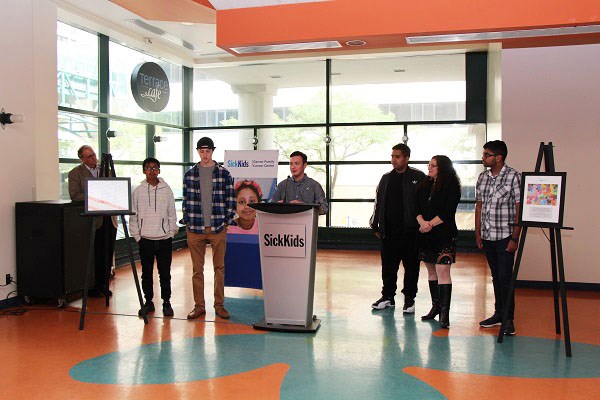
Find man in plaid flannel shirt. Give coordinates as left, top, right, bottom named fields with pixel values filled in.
left=475, top=140, right=521, bottom=335
left=183, top=137, right=236, bottom=320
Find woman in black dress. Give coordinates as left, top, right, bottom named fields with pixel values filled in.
left=416, top=155, right=461, bottom=328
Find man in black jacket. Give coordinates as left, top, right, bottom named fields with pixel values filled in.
left=370, top=143, right=426, bottom=312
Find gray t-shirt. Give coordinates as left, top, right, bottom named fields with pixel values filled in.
left=199, top=165, right=214, bottom=227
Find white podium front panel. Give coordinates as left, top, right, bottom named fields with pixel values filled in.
left=256, top=207, right=317, bottom=326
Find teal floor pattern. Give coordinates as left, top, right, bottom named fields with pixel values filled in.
left=70, top=297, right=600, bottom=399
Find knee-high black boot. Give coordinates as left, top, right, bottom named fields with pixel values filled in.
left=421, top=280, right=440, bottom=320
left=438, top=284, right=452, bottom=328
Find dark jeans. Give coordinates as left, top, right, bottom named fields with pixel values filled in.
left=94, top=217, right=116, bottom=291
left=483, top=237, right=516, bottom=319
left=381, top=232, right=420, bottom=300
left=139, top=237, right=173, bottom=302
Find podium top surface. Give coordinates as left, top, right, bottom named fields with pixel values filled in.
left=250, top=202, right=319, bottom=214
left=16, top=200, right=81, bottom=207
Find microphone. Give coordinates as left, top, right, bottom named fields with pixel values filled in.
left=283, top=176, right=290, bottom=203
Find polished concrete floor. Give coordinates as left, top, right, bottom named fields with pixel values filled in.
left=1, top=249, right=599, bottom=399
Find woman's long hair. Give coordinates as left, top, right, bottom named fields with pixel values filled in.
left=419, top=155, right=461, bottom=193
left=432, top=155, right=460, bottom=192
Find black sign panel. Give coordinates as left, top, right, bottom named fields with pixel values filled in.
left=130, top=62, right=170, bottom=112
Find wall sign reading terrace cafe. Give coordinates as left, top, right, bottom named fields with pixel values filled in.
left=130, top=62, right=170, bottom=112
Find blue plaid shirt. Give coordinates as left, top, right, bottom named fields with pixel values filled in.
left=182, top=162, right=235, bottom=234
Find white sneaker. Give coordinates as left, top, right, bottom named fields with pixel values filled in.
left=403, top=300, right=415, bottom=313
left=372, top=296, right=395, bottom=310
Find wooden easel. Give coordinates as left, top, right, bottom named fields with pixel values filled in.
left=497, top=142, right=573, bottom=357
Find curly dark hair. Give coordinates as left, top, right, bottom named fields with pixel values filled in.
left=419, top=155, right=461, bottom=192
left=433, top=155, right=460, bottom=191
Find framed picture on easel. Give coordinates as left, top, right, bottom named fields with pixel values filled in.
left=519, top=172, right=566, bottom=227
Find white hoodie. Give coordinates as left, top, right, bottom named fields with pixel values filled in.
left=129, top=177, right=179, bottom=242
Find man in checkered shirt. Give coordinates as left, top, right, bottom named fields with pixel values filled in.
left=475, top=140, right=521, bottom=336
left=183, top=137, right=236, bottom=321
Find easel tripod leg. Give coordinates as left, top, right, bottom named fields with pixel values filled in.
left=121, top=215, right=148, bottom=325
left=555, top=229, right=572, bottom=357
left=79, top=220, right=97, bottom=330
left=549, top=229, right=561, bottom=334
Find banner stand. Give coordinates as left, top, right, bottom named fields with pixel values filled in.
left=250, top=203, right=321, bottom=333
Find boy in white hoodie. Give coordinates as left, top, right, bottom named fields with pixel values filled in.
left=130, top=157, right=179, bottom=317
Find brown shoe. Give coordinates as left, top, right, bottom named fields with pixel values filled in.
left=215, top=307, right=230, bottom=319
left=187, top=307, right=206, bottom=320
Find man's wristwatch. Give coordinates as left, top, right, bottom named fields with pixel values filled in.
left=510, top=236, right=519, bottom=243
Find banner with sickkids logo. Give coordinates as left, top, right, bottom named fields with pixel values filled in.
left=224, top=150, right=278, bottom=289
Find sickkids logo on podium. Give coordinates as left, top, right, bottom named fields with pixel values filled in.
left=262, top=223, right=306, bottom=258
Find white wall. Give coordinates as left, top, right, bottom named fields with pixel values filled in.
left=0, top=0, right=58, bottom=299
left=486, top=43, right=502, bottom=141
left=502, top=44, right=600, bottom=284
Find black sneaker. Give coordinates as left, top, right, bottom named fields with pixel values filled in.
left=163, top=302, right=174, bottom=317
left=504, top=319, right=516, bottom=336
left=372, top=296, right=395, bottom=310
left=403, top=298, right=415, bottom=314
left=479, top=313, right=502, bottom=328
left=138, top=300, right=155, bottom=316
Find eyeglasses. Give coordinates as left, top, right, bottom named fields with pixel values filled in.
left=81, top=153, right=96, bottom=159
left=482, top=153, right=497, bottom=158
left=144, top=167, right=159, bottom=171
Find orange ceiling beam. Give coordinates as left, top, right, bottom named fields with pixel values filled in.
left=216, top=0, right=600, bottom=52
left=111, top=0, right=216, bottom=23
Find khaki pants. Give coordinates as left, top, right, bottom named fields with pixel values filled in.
left=187, top=227, right=227, bottom=309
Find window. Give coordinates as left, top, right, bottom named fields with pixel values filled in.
left=192, top=129, right=254, bottom=163
left=154, top=127, right=183, bottom=162
left=330, top=54, right=466, bottom=123
left=56, top=22, right=486, bottom=235
left=193, top=60, right=326, bottom=127
left=58, top=112, right=98, bottom=159
left=107, top=120, right=147, bottom=161
left=57, top=22, right=98, bottom=111
left=259, top=127, right=326, bottom=162
left=109, top=42, right=182, bottom=125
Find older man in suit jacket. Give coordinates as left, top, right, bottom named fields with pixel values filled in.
left=68, top=145, right=117, bottom=298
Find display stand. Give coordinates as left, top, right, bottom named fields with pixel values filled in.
left=250, top=202, right=321, bottom=333
left=497, top=142, right=574, bottom=357
left=79, top=153, right=147, bottom=330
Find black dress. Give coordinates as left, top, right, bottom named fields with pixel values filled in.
left=415, top=177, right=461, bottom=264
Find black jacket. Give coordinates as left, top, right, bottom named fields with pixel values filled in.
left=370, top=167, right=426, bottom=237
left=415, top=177, right=461, bottom=238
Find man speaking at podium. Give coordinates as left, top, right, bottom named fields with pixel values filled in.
left=271, top=151, right=328, bottom=215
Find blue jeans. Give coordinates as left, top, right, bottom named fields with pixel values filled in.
left=482, top=237, right=516, bottom=319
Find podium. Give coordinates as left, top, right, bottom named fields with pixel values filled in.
left=250, top=203, right=321, bottom=333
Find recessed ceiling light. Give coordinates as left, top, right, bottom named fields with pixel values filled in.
left=231, top=41, right=342, bottom=54
left=127, top=19, right=195, bottom=50
left=345, top=40, right=366, bottom=46
left=406, top=24, right=600, bottom=44
left=270, top=75, right=282, bottom=79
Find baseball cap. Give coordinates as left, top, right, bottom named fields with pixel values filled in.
left=196, top=137, right=215, bottom=150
